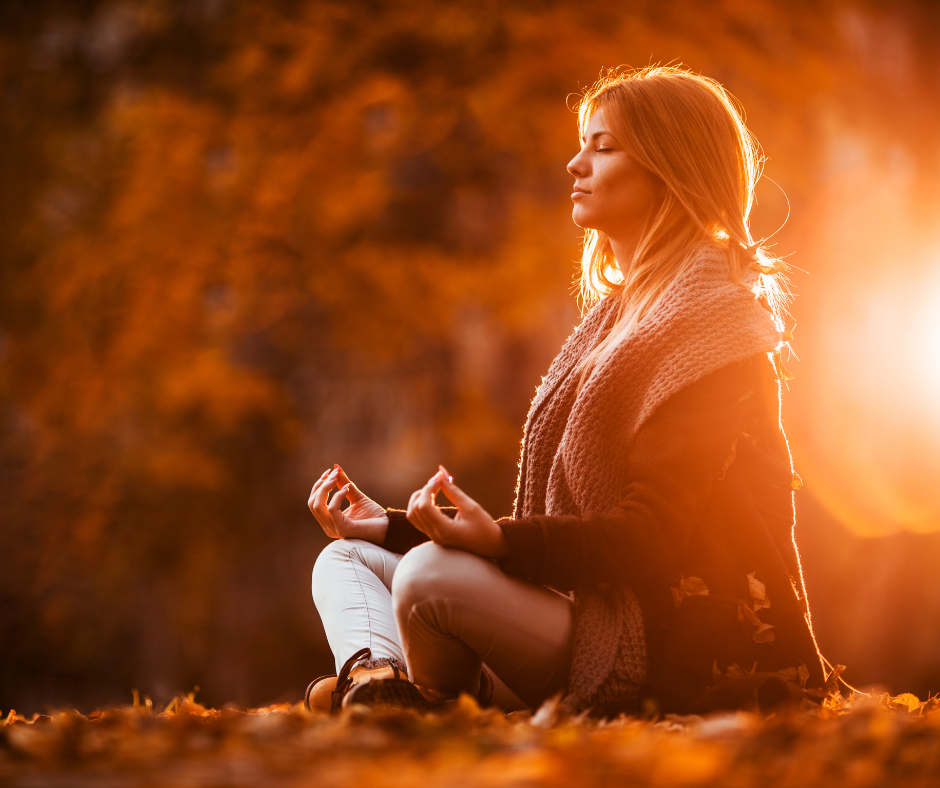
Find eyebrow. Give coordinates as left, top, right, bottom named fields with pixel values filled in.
left=580, top=131, right=615, bottom=144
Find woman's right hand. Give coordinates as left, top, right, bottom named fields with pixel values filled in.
left=308, top=465, right=389, bottom=545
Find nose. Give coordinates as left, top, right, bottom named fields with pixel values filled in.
left=567, top=147, right=588, bottom=178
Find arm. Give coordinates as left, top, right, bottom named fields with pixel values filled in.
left=496, top=356, right=765, bottom=591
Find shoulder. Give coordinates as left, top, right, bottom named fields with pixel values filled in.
left=654, top=353, right=774, bottom=419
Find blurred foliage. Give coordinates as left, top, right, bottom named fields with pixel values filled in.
left=4, top=691, right=940, bottom=787
left=2, top=0, right=940, bottom=713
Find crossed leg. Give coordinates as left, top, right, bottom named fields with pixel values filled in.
left=312, top=538, right=574, bottom=711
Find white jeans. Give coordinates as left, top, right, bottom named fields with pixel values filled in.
left=311, top=538, right=574, bottom=710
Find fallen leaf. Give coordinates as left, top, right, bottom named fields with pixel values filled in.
left=530, top=692, right=562, bottom=728
left=681, top=576, right=709, bottom=596
left=671, top=576, right=709, bottom=606
left=727, top=663, right=746, bottom=680
left=752, top=623, right=775, bottom=643
left=824, top=664, right=846, bottom=695
left=747, top=572, right=768, bottom=606
left=891, top=693, right=922, bottom=713
left=775, top=667, right=799, bottom=683
left=737, top=600, right=761, bottom=626
left=798, top=665, right=810, bottom=688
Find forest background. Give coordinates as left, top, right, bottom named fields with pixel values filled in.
left=2, top=0, right=940, bottom=715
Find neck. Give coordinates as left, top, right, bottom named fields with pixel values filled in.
left=608, top=229, right=645, bottom=276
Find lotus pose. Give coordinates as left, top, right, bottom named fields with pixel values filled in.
left=306, top=65, right=826, bottom=718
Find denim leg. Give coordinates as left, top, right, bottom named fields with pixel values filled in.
left=311, top=538, right=407, bottom=675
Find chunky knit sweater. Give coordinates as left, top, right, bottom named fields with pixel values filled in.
left=385, top=242, right=825, bottom=717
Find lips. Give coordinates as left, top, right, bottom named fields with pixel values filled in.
left=571, top=186, right=590, bottom=199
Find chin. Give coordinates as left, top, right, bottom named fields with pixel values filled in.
left=571, top=208, right=595, bottom=230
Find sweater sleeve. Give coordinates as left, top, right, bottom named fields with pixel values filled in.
left=382, top=506, right=457, bottom=555
left=496, top=356, right=764, bottom=591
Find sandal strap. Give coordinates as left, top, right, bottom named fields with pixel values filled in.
left=304, top=673, right=337, bottom=711
left=331, top=647, right=371, bottom=714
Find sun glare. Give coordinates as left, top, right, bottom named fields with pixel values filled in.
left=798, top=256, right=940, bottom=537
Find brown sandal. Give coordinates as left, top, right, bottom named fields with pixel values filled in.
left=342, top=665, right=495, bottom=713
left=304, top=648, right=405, bottom=714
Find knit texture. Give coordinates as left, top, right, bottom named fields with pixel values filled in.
left=513, top=243, right=783, bottom=716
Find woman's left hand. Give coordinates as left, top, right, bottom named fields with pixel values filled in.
left=406, top=465, right=510, bottom=559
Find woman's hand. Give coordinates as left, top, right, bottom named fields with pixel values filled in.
left=308, top=465, right=389, bottom=545
left=406, top=465, right=510, bottom=559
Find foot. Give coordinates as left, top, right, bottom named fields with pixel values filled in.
left=342, top=669, right=494, bottom=713
left=341, top=677, right=453, bottom=713
left=305, top=664, right=401, bottom=713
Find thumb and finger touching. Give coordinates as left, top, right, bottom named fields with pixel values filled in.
left=406, top=466, right=479, bottom=546
left=327, top=483, right=352, bottom=531
left=437, top=465, right=474, bottom=509
left=334, top=465, right=368, bottom=502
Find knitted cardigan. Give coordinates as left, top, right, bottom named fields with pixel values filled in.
left=385, top=243, right=825, bottom=716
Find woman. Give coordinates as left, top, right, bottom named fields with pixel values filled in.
left=306, top=65, right=827, bottom=719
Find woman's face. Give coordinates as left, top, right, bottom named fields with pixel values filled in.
left=566, top=106, right=662, bottom=242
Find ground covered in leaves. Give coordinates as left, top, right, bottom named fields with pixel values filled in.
left=3, top=692, right=939, bottom=787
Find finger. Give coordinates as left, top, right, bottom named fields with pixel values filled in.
left=315, top=515, right=338, bottom=538
left=308, top=467, right=332, bottom=495
left=437, top=466, right=475, bottom=508
left=327, top=484, right=349, bottom=512
left=415, top=481, right=438, bottom=511
left=309, top=475, right=333, bottom=501
left=411, top=483, right=443, bottom=536
left=310, top=477, right=338, bottom=511
left=327, top=484, right=351, bottom=531
left=407, top=489, right=425, bottom=522
left=310, top=498, right=338, bottom=538
left=310, top=470, right=340, bottom=515
left=407, top=489, right=434, bottom=536
left=421, top=471, right=444, bottom=501
left=421, top=505, right=457, bottom=544
left=344, top=481, right=367, bottom=503
left=335, top=467, right=367, bottom=502
left=310, top=483, right=338, bottom=535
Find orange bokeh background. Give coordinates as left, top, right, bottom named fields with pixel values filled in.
left=3, top=0, right=940, bottom=713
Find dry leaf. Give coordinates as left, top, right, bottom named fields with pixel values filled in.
left=824, top=664, right=846, bottom=695
left=891, top=693, right=922, bottom=713
left=747, top=572, right=768, bottom=606
left=752, top=623, right=775, bottom=643
left=737, top=600, right=761, bottom=626
left=775, top=667, right=799, bottom=683
left=530, top=692, right=562, bottom=728
left=798, top=665, right=810, bottom=688
left=681, top=576, right=709, bottom=596
left=671, top=576, right=709, bottom=606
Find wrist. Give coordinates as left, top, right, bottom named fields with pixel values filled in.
left=491, top=527, right=511, bottom=559
left=345, top=517, right=389, bottom=546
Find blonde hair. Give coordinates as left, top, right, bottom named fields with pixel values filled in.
left=574, top=65, right=789, bottom=384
